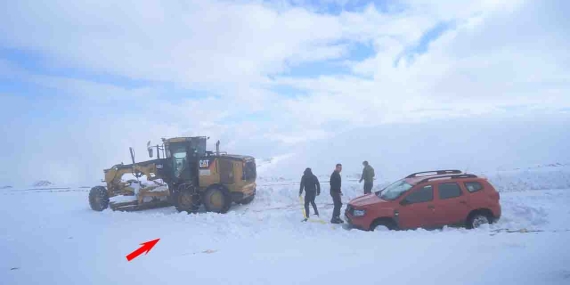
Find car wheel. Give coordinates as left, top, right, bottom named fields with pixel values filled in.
left=371, top=219, right=394, bottom=231
left=467, top=213, right=491, bottom=229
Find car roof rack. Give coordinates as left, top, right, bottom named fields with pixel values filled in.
left=418, top=174, right=478, bottom=184
left=406, top=170, right=462, bottom=178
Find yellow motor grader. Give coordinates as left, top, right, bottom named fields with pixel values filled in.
left=88, top=137, right=257, bottom=214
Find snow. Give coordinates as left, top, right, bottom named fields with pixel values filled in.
left=1, top=169, right=570, bottom=285
left=256, top=153, right=295, bottom=179
left=250, top=118, right=570, bottom=183
left=130, top=180, right=141, bottom=195
left=109, top=195, right=137, bottom=204
left=31, top=180, right=53, bottom=187
left=485, top=164, right=570, bottom=192
left=147, top=185, right=168, bottom=193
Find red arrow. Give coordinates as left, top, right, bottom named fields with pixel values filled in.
left=126, top=238, right=160, bottom=262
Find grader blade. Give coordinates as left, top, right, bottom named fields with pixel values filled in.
left=110, top=199, right=171, bottom=212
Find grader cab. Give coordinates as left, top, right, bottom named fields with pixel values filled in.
left=88, top=137, right=257, bottom=214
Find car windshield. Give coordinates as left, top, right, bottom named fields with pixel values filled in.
left=379, top=179, right=413, bottom=201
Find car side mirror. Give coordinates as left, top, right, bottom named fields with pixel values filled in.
left=400, top=198, right=410, bottom=206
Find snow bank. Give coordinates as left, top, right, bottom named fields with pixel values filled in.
left=256, top=153, right=296, bottom=181
left=32, top=180, right=53, bottom=187
left=110, top=195, right=138, bottom=203
left=258, top=162, right=570, bottom=194
left=485, top=165, right=570, bottom=192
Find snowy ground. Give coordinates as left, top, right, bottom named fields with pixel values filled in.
left=2, top=170, right=570, bottom=285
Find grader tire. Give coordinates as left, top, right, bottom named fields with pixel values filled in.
left=175, top=183, right=201, bottom=213
left=89, top=186, right=109, bottom=211
left=203, top=185, right=232, bottom=214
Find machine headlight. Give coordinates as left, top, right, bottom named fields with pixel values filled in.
left=353, top=209, right=366, bottom=217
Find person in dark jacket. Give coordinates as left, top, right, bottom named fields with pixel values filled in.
left=359, top=161, right=375, bottom=194
left=299, top=168, right=321, bottom=219
left=330, top=163, right=344, bottom=224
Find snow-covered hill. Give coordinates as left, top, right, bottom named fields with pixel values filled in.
left=251, top=118, right=570, bottom=184
left=485, top=164, right=570, bottom=192
left=256, top=158, right=570, bottom=193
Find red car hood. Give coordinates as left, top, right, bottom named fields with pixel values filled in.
left=350, top=194, right=388, bottom=208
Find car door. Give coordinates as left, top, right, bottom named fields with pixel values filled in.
left=397, top=184, right=438, bottom=229
left=434, top=182, right=472, bottom=226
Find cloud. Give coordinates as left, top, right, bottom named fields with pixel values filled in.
left=0, top=0, right=569, bottom=185
left=270, top=0, right=570, bottom=128
left=0, top=0, right=353, bottom=86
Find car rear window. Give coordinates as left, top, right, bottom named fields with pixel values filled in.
left=438, top=182, right=463, bottom=199
left=464, top=182, right=483, bottom=193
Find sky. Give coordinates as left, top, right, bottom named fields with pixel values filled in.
left=0, top=0, right=569, bottom=186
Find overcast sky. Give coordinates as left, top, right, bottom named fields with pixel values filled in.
left=1, top=0, right=569, bottom=186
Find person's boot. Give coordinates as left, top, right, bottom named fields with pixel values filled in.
left=332, top=216, right=344, bottom=224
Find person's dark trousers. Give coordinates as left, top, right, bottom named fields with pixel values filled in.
left=331, top=191, right=342, bottom=218
left=364, top=181, right=373, bottom=194
left=304, top=192, right=319, bottom=216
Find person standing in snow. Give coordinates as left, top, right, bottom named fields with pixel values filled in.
left=299, top=168, right=321, bottom=220
left=359, top=161, right=375, bottom=194
left=330, top=163, right=344, bottom=224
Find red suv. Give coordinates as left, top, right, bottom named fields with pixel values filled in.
left=345, top=170, right=501, bottom=231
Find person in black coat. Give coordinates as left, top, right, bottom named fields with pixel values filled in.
left=330, top=163, right=344, bottom=224
left=299, top=168, right=321, bottom=219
